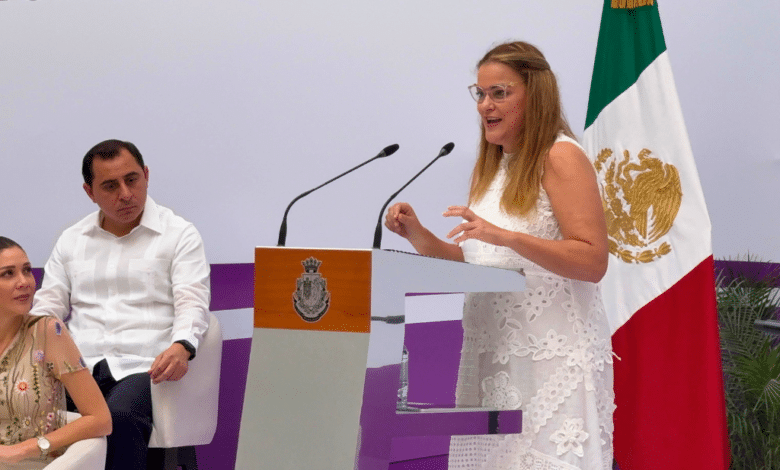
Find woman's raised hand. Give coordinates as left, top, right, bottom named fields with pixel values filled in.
left=444, top=205, right=507, bottom=247
left=385, top=202, right=423, bottom=240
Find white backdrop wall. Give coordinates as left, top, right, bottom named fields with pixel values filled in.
left=2, top=0, right=778, bottom=266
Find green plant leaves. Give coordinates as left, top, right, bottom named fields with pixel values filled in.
left=718, top=274, right=780, bottom=470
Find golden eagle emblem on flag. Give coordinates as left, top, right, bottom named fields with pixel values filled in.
left=594, top=148, right=682, bottom=263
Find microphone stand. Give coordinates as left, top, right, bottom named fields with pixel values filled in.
left=372, top=142, right=454, bottom=249
left=277, top=143, right=399, bottom=246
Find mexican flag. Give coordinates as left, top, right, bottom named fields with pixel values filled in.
left=581, top=1, right=729, bottom=468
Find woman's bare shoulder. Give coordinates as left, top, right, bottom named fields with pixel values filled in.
left=544, top=141, right=594, bottom=183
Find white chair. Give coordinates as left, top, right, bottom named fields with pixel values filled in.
left=148, top=312, right=223, bottom=470
left=43, top=412, right=107, bottom=470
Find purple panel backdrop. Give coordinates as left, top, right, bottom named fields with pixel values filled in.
left=405, top=320, right=462, bottom=407
left=388, top=455, right=448, bottom=470
left=714, top=260, right=780, bottom=287
left=195, top=264, right=255, bottom=469
left=209, top=263, right=256, bottom=311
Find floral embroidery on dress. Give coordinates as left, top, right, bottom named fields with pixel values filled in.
left=15, top=380, right=29, bottom=394
left=519, top=330, right=570, bottom=361
left=0, top=315, right=87, bottom=453
left=567, top=337, right=613, bottom=393
left=493, top=329, right=523, bottom=365
left=550, top=418, right=589, bottom=457
left=491, top=294, right=522, bottom=322
left=572, top=319, right=599, bottom=344
left=521, top=286, right=554, bottom=322
left=525, top=365, right=581, bottom=434
left=481, top=372, right=522, bottom=409
left=489, top=441, right=582, bottom=470
left=562, top=295, right=581, bottom=324
left=541, top=274, right=566, bottom=293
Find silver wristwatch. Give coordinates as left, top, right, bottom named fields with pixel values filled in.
left=37, top=436, right=51, bottom=459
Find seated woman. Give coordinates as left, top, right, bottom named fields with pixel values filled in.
left=0, top=236, right=111, bottom=469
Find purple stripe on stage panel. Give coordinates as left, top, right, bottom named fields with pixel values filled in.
left=209, top=263, right=256, bottom=311
left=33, top=263, right=258, bottom=312
left=714, top=260, right=780, bottom=287
left=195, top=337, right=251, bottom=470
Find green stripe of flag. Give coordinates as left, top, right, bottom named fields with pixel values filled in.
left=584, top=0, right=667, bottom=129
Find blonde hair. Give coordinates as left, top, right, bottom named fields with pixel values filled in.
left=469, top=41, right=574, bottom=216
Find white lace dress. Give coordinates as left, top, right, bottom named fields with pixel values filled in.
left=448, top=136, right=615, bottom=470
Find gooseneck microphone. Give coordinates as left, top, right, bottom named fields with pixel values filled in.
left=277, top=143, right=399, bottom=246
left=372, top=142, right=455, bottom=249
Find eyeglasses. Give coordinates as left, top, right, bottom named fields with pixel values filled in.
left=468, top=82, right=518, bottom=103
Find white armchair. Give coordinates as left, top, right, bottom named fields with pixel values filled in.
left=43, top=412, right=107, bottom=470
left=46, top=314, right=221, bottom=470
left=148, top=312, right=223, bottom=469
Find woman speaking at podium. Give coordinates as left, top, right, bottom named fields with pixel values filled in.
left=384, top=41, right=614, bottom=470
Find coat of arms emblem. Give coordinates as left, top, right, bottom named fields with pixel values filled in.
left=594, top=148, right=683, bottom=264
left=292, top=257, right=331, bottom=322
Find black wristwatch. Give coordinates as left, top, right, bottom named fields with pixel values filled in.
left=175, top=340, right=196, bottom=360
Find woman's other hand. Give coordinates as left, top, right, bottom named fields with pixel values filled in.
left=444, top=206, right=508, bottom=247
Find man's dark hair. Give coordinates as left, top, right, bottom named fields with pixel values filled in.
left=82, top=139, right=145, bottom=186
left=0, top=236, right=23, bottom=253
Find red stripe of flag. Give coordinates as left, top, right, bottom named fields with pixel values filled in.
left=612, top=255, right=729, bottom=468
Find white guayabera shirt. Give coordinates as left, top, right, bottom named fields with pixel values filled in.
left=31, top=197, right=210, bottom=380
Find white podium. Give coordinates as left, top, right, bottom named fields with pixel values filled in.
left=236, top=247, right=524, bottom=469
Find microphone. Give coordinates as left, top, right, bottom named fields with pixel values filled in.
left=372, top=142, right=455, bottom=249
left=277, top=143, right=399, bottom=246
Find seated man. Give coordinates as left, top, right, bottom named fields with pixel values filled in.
left=32, top=139, right=210, bottom=470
